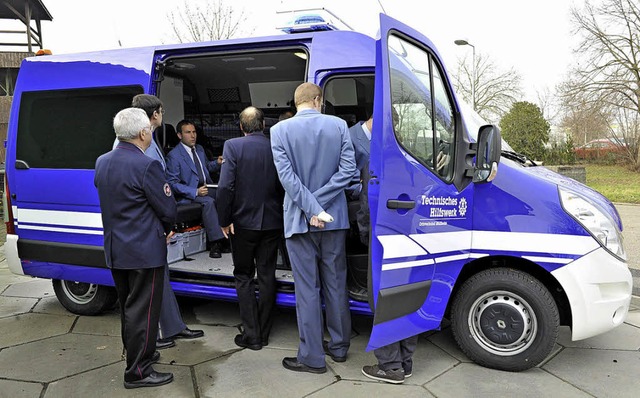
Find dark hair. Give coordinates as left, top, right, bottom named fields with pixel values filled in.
left=131, top=94, right=163, bottom=119
left=239, top=107, right=264, bottom=134
left=176, top=119, right=195, bottom=134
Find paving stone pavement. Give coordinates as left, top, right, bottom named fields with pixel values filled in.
left=0, top=261, right=638, bottom=398
left=0, top=203, right=639, bottom=397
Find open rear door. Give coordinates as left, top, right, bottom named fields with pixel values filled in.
left=367, top=14, right=473, bottom=350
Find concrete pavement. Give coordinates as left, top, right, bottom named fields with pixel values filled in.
left=1, top=204, right=639, bottom=397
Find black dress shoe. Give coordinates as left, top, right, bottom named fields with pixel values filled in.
left=150, top=351, right=160, bottom=364
left=323, top=340, right=347, bottom=362
left=124, top=371, right=174, bottom=389
left=234, top=334, right=262, bottom=350
left=282, top=357, right=326, bottom=374
left=156, top=338, right=175, bottom=350
left=174, top=328, right=204, bottom=339
left=209, top=242, right=222, bottom=258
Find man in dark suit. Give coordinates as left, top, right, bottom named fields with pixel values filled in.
left=166, top=120, right=226, bottom=257
left=348, top=115, right=373, bottom=246
left=131, top=95, right=204, bottom=350
left=216, top=106, right=284, bottom=350
left=271, top=83, right=356, bottom=374
left=94, top=108, right=176, bottom=389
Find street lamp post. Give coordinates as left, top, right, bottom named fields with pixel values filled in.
left=455, top=39, right=476, bottom=111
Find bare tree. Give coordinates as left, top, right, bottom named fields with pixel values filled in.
left=168, top=0, right=255, bottom=43
left=558, top=81, right=611, bottom=146
left=563, top=0, right=640, bottom=167
left=452, top=52, right=523, bottom=124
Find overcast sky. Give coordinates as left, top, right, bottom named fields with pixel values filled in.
left=12, top=0, right=579, bottom=101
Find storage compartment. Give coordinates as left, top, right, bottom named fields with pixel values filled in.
left=167, top=232, right=185, bottom=264
left=184, top=228, right=207, bottom=256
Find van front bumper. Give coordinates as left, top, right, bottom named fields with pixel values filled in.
left=4, top=234, right=24, bottom=275
left=551, top=247, right=632, bottom=340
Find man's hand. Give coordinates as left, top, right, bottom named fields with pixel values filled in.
left=166, top=231, right=175, bottom=245
left=217, top=155, right=224, bottom=165
left=197, top=186, right=208, bottom=197
left=436, top=151, right=450, bottom=172
left=221, top=224, right=234, bottom=239
left=310, top=215, right=325, bottom=229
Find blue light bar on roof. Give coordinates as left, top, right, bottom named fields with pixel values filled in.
left=280, top=13, right=339, bottom=34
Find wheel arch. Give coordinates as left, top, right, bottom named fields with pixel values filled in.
left=446, top=255, right=572, bottom=328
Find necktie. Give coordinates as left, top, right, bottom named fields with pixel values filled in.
left=191, top=147, right=205, bottom=187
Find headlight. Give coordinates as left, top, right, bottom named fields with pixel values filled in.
left=559, top=188, right=626, bottom=260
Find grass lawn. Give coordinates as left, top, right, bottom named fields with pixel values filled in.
left=584, top=164, right=640, bottom=204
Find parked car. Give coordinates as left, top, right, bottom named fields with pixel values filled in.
left=574, top=138, right=625, bottom=160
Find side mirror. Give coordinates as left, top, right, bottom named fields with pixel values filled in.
left=474, top=125, right=501, bottom=183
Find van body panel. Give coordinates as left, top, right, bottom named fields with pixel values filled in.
left=367, top=14, right=473, bottom=350
left=551, top=247, right=632, bottom=340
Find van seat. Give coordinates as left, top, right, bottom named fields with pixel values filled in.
left=175, top=203, right=202, bottom=230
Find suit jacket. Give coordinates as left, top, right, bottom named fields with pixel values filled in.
left=270, top=108, right=356, bottom=238
left=165, top=143, right=220, bottom=203
left=216, top=132, right=284, bottom=230
left=349, top=121, right=371, bottom=175
left=94, top=141, right=177, bottom=269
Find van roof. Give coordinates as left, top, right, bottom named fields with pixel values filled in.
left=24, top=29, right=375, bottom=68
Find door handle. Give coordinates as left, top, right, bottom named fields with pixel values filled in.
left=386, top=199, right=415, bottom=210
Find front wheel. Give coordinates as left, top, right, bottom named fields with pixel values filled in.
left=52, top=279, right=117, bottom=315
left=450, top=268, right=559, bottom=372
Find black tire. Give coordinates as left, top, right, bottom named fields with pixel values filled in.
left=450, top=268, right=559, bottom=372
left=52, top=279, right=118, bottom=316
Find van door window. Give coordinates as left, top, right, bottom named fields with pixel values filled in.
left=16, top=86, right=143, bottom=169
left=388, top=34, right=455, bottom=180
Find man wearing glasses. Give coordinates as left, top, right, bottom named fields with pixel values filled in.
left=129, top=94, right=205, bottom=350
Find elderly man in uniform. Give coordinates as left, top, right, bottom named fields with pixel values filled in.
left=94, top=107, right=176, bottom=389
left=270, top=82, right=356, bottom=374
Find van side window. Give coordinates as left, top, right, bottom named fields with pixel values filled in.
left=388, top=34, right=455, bottom=180
left=16, top=86, right=143, bottom=169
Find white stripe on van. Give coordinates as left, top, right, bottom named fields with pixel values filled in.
left=15, top=208, right=103, bottom=229
left=522, top=255, right=573, bottom=264
left=377, top=231, right=597, bottom=271
left=471, top=231, right=598, bottom=255
left=18, top=225, right=104, bottom=235
left=378, top=235, right=427, bottom=259
left=382, top=258, right=434, bottom=271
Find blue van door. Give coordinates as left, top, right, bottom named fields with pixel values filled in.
left=367, top=14, right=474, bottom=350
left=7, top=48, right=153, bottom=267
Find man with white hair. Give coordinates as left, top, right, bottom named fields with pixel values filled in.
left=94, top=107, right=176, bottom=389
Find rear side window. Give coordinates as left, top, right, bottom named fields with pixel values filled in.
left=16, top=86, right=143, bottom=169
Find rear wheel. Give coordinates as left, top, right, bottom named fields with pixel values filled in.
left=450, top=268, right=559, bottom=371
left=52, top=279, right=117, bottom=315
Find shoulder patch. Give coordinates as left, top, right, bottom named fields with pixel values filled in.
left=163, top=183, right=172, bottom=197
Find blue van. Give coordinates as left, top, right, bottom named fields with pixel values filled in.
left=4, top=14, right=632, bottom=371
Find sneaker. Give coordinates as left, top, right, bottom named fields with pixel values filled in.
left=362, top=364, right=405, bottom=384
left=404, top=369, right=412, bottom=378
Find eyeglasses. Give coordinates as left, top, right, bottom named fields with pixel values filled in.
left=156, top=108, right=165, bottom=115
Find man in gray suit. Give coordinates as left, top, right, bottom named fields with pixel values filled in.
left=271, top=83, right=356, bottom=374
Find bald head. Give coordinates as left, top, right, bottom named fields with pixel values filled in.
left=239, top=106, right=264, bottom=134
left=294, top=82, right=322, bottom=108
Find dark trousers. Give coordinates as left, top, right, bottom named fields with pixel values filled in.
left=111, top=266, right=164, bottom=382
left=374, top=335, right=419, bottom=372
left=157, top=265, right=186, bottom=339
left=231, top=228, right=282, bottom=344
left=286, top=229, right=351, bottom=368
